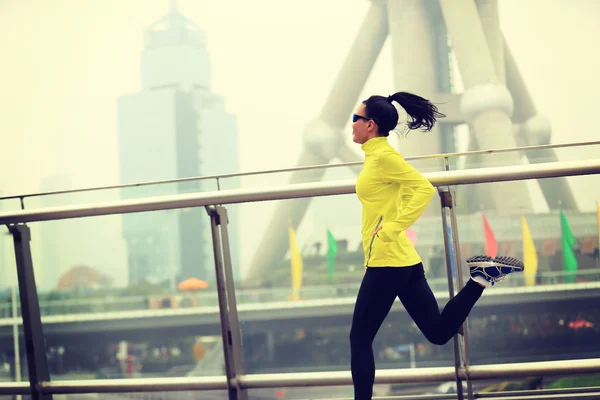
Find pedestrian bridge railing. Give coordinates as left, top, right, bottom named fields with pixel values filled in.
left=0, top=156, right=599, bottom=399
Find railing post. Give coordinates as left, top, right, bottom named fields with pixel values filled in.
left=449, top=192, right=476, bottom=400
left=206, top=206, right=247, bottom=400
left=438, top=189, right=466, bottom=400
left=7, top=224, right=52, bottom=400
left=12, top=286, right=23, bottom=400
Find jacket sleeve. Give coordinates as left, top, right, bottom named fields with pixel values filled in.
left=376, top=149, right=435, bottom=242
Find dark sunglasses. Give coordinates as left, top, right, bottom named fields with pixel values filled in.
left=352, top=114, right=372, bottom=123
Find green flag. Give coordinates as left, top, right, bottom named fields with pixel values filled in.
left=560, top=210, right=578, bottom=283
left=326, top=230, right=338, bottom=284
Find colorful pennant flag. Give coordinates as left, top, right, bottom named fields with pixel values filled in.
left=560, top=210, right=578, bottom=283
left=482, top=213, right=498, bottom=258
left=288, top=226, right=303, bottom=300
left=326, top=230, right=338, bottom=285
left=521, top=215, right=538, bottom=286
left=597, top=202, right=600, bottom=249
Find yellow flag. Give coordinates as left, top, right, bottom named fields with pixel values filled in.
left=288, top=226, right=303, bottom=300
left=521, top=215, right=538, bottom=286
left=597, top=203, right=600, bottom=245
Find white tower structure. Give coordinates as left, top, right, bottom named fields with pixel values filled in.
left=245, top=0, right=577, bottom=281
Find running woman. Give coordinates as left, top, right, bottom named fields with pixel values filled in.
left=350, top=91, right=524, bottom=400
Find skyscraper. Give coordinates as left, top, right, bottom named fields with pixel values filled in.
left=117, top=3, right=240, bottom=287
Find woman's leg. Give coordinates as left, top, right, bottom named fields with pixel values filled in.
left=350, top=267, right=411, bottom=400
left=397, top=263, right=484, bottom=345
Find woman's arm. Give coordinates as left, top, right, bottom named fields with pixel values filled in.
left=375, top=149, right=435, bottom=242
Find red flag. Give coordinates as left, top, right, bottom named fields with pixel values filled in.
left=482, top=213, right=498, bottom=258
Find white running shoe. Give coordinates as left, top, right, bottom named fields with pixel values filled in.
left=467, top=255, right=524, bottom=287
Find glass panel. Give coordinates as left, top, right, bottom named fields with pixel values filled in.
left=236, top=195, right=453, bottom=375
left=538, top=373, right=600, bottom=391
left=453, top=175, right=599, bottom=366
left=251, top=386, right=356, bottom=400
left=0, top=231, right=21, bottom=385
left=7, top=209, right=226, bottom=381
left=468, top=374, right=600, bottom=394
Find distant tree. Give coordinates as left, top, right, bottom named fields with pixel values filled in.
left=57, top=265, right=112, bottom=292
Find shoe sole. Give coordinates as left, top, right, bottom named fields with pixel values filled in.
left=467, top=255, right=524, bottom=271
left=493, top=256, right=525, bottom=271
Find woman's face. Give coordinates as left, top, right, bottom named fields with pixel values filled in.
left=352, top=103, right=377, bottom=144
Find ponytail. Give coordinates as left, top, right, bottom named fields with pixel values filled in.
left=388, top=92, right=445, bottom=132
left=362, top=92, right=445, bottom=136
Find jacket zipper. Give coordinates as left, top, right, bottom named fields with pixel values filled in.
left=366, top=216, right=383, bottom=266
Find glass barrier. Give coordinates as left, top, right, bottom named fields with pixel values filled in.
left=0, top=230, right=19, bottom=387
left=1, top=172, right=598, bottom=387
left=233, top=195, right=455, bottom=375
left=375, top=373, right=600, bottom=398
left=1, top=209, right=221, bottom=382
left=453, top=175, right=600, bottom=368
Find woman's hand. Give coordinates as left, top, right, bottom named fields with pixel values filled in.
left=375, top=224, right=401, bottom=243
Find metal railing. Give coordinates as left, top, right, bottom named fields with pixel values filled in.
left=0, top=158, right=599, bottom=400
left=0, top=358, right=598, bottom=397
left=0, top=140, right=598, bottom=208
left=0, top=158, right=598, bottom=224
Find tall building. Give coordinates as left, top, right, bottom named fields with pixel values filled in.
left=117, top=4, right=240, bottom=287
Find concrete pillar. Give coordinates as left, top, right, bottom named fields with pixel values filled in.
left=504, top=40, right=578, bottom=211
left=387, top=0, right=441, bottom=158
left=440, top=0, right=533, bottom=215
left=387, top=0, right=443, bottom=217
left=319, top=0, right=389, bottom=129
left=462, top=0, right=507, bottom=213
left=245, top=1, right=389, bottom=281
left=476, top=0, right=505, bottom=83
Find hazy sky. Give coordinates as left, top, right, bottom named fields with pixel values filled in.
left=1, top=0, right=599, bottom=281
left=1, top=0, right=599, bottom=193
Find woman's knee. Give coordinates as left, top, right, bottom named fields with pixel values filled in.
left=349, top=327, right=359, bottom=345
left=349, top=326, right=374, bottom=347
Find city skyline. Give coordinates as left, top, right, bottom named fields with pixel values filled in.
left=0, top=0, right=599, bottom=282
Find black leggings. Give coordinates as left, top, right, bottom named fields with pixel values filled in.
left=349, top=263, right=484, bottom=400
